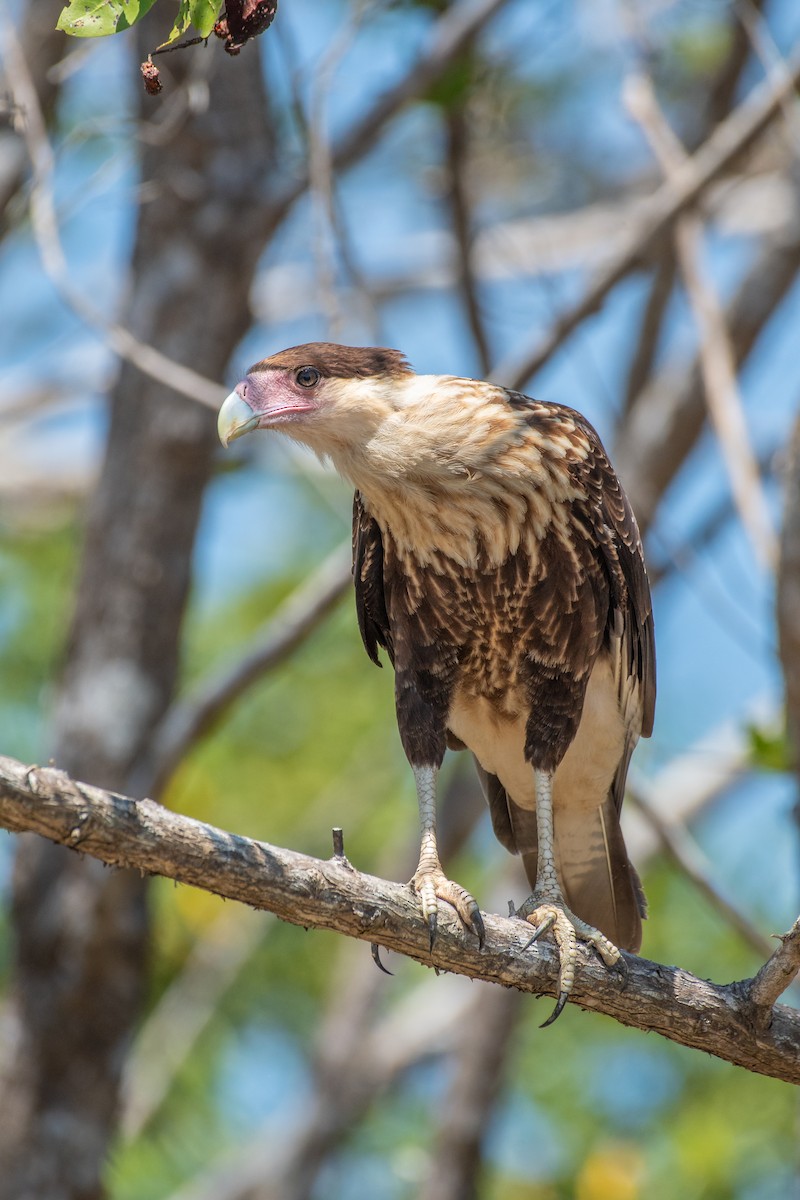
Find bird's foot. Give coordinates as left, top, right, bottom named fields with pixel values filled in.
left=412, top=865, right=485, bottom=951
left=514, top=893, right=622, bottom=1027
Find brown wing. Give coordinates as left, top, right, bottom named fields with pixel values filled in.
left=503, top=392, right=655, bottom=759
left=483, top=395, right=655, bottom=948
left=549, top=404, right=654, bottom=944
left=567, top=409, right=656, bottom=806
left=512, top=396, right=655, bottom=759
left=352, top=491, right=393, bottom=667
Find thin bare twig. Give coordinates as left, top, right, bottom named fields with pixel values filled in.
left=623, top=69, right=778, bottom=570
left=262, top=0, right=512, bottom=238
left=445, top=103, right=492, bottom=375
left=747, top=918, right=800, bottom=1014
left=490, top=41, right=800, bottom=391
left=307, top=2, right=373, bottom=339
left=619, top=0, right=765, bottom=414
left=616, top=202, right=800, bottom=534
left=0, top=17, right=226, bottom=410
left=737, top=0, right=800, bottom=155
left=622, top=250, right=675, bottom=413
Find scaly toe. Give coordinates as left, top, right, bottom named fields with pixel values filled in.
left=517, top=895, right=623, bottom=1025
left=412, top=868, right=484, bottom=949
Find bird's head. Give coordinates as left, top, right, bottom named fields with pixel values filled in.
left=218, top=342, right=530, bottom=515
left=218, top=342, right=415, bottom=470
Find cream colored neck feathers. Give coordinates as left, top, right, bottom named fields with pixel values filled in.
left=300, top=374, right=584, bottom=570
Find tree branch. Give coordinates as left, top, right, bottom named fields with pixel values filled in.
left=615, top=202, right=800, bottom=533
left=489, top=41, right=800, bottom=391
left=262, top=0, right=512, bottom=239
left=623, top=69, right=778, bottom=570
left=0, top=15, right=226, bottom=410
left=748, top=919, right=800, bottom=1017
left=445, top=103, right=493, bottom=376
left=1, top=754, right=798, bottom=1084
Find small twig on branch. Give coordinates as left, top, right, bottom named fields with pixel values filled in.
left=623, top=68, right=778, bottom=571
left=0, top=753, right=798, bottom=1084
left=132, top=541, right=352, bottom=798
left=747, top=918, right=800, bottom=1019
left=489, top=41, right=800, bottom=391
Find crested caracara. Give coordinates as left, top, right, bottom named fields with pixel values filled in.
left=218, top=343, right=655, bottom=1023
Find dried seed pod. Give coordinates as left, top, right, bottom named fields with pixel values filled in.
left=140, top=60, right=162, bottom=96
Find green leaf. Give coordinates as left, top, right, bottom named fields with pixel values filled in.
left=162, top=0, right=193, bottom=47
left=158, top=1, right=222, bottom=49
left=190, top=0, right=222, bottom=38
left=57, top=0, right=158, bottom=38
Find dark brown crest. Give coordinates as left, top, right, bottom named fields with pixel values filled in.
left=251, top=343, right=413, bottom=381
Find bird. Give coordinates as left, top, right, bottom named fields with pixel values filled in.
left=217, top=343, right=655, bottom=1023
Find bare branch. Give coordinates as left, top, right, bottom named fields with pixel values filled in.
left=615, top=202, right=800, bottom=533
left=262, top=0, right=512, bottom=238
left=738, top=1, right=800, bottom=155
left=747, top=918, right=800, bottom=1015
left=489, top=42, right=800, bottom=390
left=132, top=542, right=352, bottom=798
left=624, top=69, right=778, bottom=570
left=0, top=3, right=63, bottom=230
left=0, top=17, right=226, bottom=410
left=619, top=0, right=763, bottom=415
left=0, top=754, right=798, bottom=1084
left=307, top=3, right=373, bottom=339
left=445, top=104, right=492, bottom=376
left=621, top=250, right=675, bottom=414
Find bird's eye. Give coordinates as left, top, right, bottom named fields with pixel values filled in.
left=296, top=366, right=320, bottom=388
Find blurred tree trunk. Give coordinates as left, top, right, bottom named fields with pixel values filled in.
left=0, top=12, right=276, bottom=1197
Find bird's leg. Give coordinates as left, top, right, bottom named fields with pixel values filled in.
left=411, top=765, right=484, bottom=950
left=516, top=768, right=622, bottom=1025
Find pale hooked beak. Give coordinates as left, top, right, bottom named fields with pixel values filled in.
left=218, top=390, right=260, bottom=447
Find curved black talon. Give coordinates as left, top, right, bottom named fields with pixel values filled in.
left=470, top=907, right=486, bottom=949
left=540, top=990, right=569, bottom=1028
left=613, top=952, right=628, bottom=983
left=428, top=911, right=438, bottom=952
left=371, top=943, right=393, bottom=975
left=522, top=917, right=552, bottom=952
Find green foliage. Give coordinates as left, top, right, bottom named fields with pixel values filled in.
left=668, top=21, right=733, bottom=78
left=0, top=518, right=78, bottom=762
left=56, top=0, right=222, bottom=40
left=747, top=720, right=792, bottom=773
left=424, top=55, right=475, bottom=111
left=57, top=0, right=160, bottom=38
